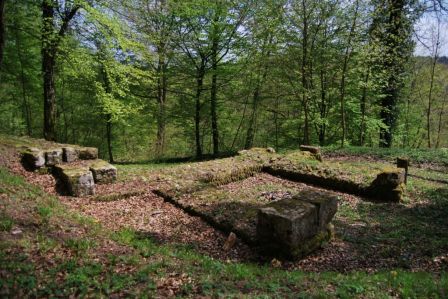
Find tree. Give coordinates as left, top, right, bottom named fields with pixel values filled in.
left=369, top=0, right=419, bottom=147
left=41, top=0, right=80, bottom=141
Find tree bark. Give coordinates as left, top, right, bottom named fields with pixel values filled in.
left=210, top=35, right=219, bottom=156
left=339, top=0, right=359, bottom=147
left=155, top=46, right=167, bottom=158
left=427, top=45, right=439, bottom=148
left=42, top=0, right=57, bottom=141
left=378, top=0, right=407, bottom=147
left=195, top=61, right=205, bottom=159
left=41, top=1, right=79, bottom=141
left=0, top=0, right=5, bottom=71
left=435, top=91, right=446, bottom=148
left=301, top=0, right=310, bottom=145
left=359, top=71, right=369, bottom=146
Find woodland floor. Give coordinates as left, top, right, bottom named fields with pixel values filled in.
left=1, top=137, right=447, bottom=297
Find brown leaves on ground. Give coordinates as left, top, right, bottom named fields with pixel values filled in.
left=1, top=143, right=446, bottom=274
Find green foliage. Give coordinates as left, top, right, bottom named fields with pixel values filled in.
left=0, top=0, right=447, bottom=161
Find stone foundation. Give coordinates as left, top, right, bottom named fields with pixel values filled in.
left=257, top=190, right=338, bottom=259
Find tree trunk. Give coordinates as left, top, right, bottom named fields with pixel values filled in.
left=42, top=0, right=57, bottom=141
left=15, top=25, right=32, bottom=136
left=427, top=49, right=438, bottom=148
left=339, top=0, right=359, bottom=148
left=210, top=38, right=219, bottom=156
left=435, top=91, right=446, bottom=148
left=155, top=47, right=167, bottom=158
left=106, top=116, right=114, bottom=163
left=359, top=71, right=369, bottom=146
left=301, top=0, right=310, bottom=145
left=378, top=0, right=407, bottom=148
left=0, top=0, right=5, bottom=71
left=318, top=69, right=327, bottom=146
left=245, top=87, right=260, bottom=149
left=195, top=61, right=205, bottom=159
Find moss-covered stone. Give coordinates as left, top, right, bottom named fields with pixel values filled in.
left=53, top=165, right=95, bottom=197
left=21, top=147, right=45, bottom=169
left=89, top=160, right=117, bottom=184
left=367, top=168, right=405, bottom=202
left=63, top=147, right=78, bottom=163
left=257, top=190, right=338, bottom=259
left=77, top=147, right=98, bottom=160
left=45, top=148, right=63, bottom=166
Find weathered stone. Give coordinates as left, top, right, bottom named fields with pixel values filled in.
left=257, top=190, right=338, bottom=259
left=368, top=168, right=405, bottom=202
left=63, top=147, right=78, bottom=163
left=89, top=160, right=117, bottom=184
left=299, top=145, right=323, bottom=161
left=53, top=165, right=95, bottom=197
left=78, top=147, right=98, bottom=160
left=296, top=190, right=338, bottom=229
left=299, top=145, right=320, bottom=154
left=45, top=148, right=63, bottom=166
left=21, top=147, right=45, bottom=169
left=266, top=147, right=276, bottom=153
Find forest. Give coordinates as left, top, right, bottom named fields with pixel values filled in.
left=1, top=1, right=448, bottom=297
left=0, top=0, right=447, bottom=162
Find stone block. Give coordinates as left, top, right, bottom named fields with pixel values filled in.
left=63, top=147, right=78, bottom=162
left=89, top=160, right=117, bottom=184
left=78, top=147, right=98, bottom=160
left=257, top=190, right=338, bottom=259
left=54, top=165, right=95, bottom=197
left=368, top=168, right=405, bottom=202
left=22, top=147, right=45, bottom=169
left=299, top=145, right=322, bottom=161
left=45, top=148, right=63, bottom=166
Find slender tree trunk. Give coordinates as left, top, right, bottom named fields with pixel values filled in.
left=195, top=61, right=205, bottom=158
left=359, top=71, right=369, bottom=146
left=245, top=87, right=260, bottom=149
left=155, top=47, right=167, bottom=158
left=0, top=0, right=5, bottom=71
left=106, top=116, right=114, bottom=163
left=318, top=69, right=327, bottom=146
left=427, top=51, right=438, bottom=148
left=245, top=36, right=273, bottom=149
left=210, top=37, right=219, bottom=156
left=339, top=0, right=359, bottom=147
left=301, top=0, right=310, bottom=145
left=15, top=26, right=32, bottom=136
left=42, top=1, right=57, bottom=141
left=435, top=91, right=446, bottom=148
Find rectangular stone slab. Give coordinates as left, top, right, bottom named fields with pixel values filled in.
left=77, top=147, right=98, bottom=160
left=53, top=165, right=95, bottom=197
left=257, top=190, right=338, bottom=259
left=89, top=160, right=117, bottom=184
left=62, top=147, right=78, bottom=163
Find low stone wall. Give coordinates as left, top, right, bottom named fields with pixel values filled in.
left=21, top=144, right=116, bottom=197
left=264, top=153, right=405, bottom=202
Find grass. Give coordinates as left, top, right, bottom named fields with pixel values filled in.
left=323, top=145, right=448, bottom=166
left=1, top=165, right=447, bottom=297
left=1, top=135, right=448, bottom=297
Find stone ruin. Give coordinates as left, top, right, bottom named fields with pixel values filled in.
left=21, top=145, right=116, bottom=197
left=19, top=141, right=406, bottom=260
left=257, top=190, right=338, bottom=259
